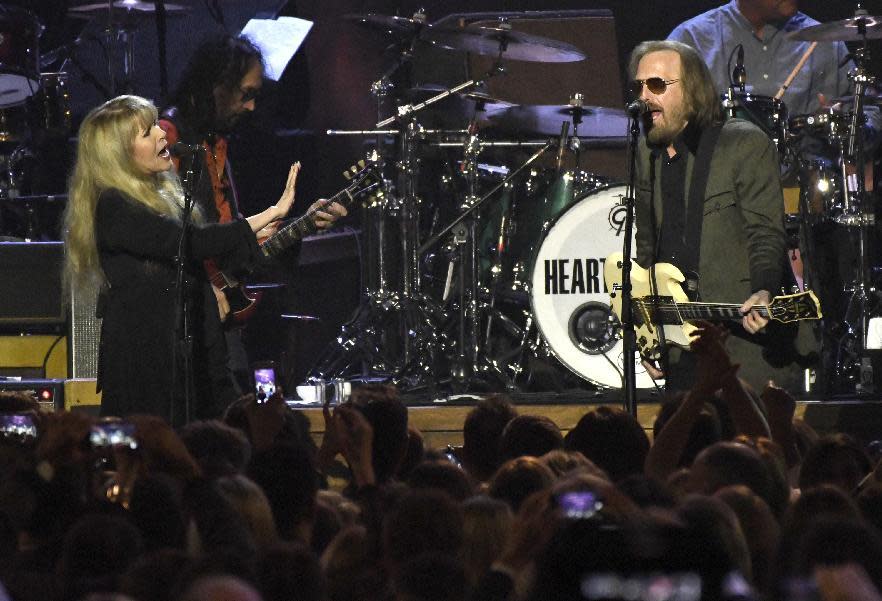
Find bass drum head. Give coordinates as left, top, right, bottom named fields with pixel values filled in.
left=529, top=184, right=658, bottom=389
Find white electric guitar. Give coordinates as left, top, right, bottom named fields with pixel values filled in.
left=604, top=252, right=822, bottom=360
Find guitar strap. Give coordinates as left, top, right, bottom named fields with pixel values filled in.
left=681, top=123, right=724, bottom=298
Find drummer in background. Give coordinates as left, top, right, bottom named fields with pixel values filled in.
left=667, top=0, right=881, bottom=134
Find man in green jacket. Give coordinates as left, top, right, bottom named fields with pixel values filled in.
left=629, top=40, right=812, bottom=393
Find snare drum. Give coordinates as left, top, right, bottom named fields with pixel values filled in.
left=529, top=184, right=657, bottom=389
left=722, top=92, right=788, bottom=152
left=0, top=6, right=41, bottom=108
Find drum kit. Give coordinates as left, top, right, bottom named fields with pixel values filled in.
left=0, top=1, right=189, bottom=239
left=307, top=11, right=640, bottom=394
left=307, top=7, right=882, bottom=397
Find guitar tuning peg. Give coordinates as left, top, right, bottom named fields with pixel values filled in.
left=342, top=171, right=352, bottom=180
left=357, top=160, right=365, bottom=169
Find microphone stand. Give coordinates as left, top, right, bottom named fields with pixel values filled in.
left=620, top=111, right=642, bottom=417
left=170, top=151, right=203, bottom=426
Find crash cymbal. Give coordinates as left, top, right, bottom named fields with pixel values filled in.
left=787, top=13, right=882, bottom=42
left=68, top=0, right=190, bottom=16
left=421, top=24, right=585, bottom=63
left=489, top=104, right=629, bottom=138
left=343, top=13, right=427, bottom=35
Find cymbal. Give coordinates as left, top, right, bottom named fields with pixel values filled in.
left=787, top=13, right=882, bottom=42
left=343, top=13, right=427, bottom=35
left=489, top=104, right=629, bottom=138
left=421, top=24, right=586, bottom=63
left=68, top=0, right=190, bottom=16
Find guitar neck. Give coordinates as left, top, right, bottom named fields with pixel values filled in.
left=636, top=300, right=769, bottom=324
left=260, top=187, right=351, bottom=258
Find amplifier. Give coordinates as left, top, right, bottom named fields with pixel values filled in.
left=0, top=241, right=65, bottom=325
left=0, top=378, right=65, bottom=412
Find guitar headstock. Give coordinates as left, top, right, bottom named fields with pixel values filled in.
left=768, top=290, right=822, bottom=322
left=342, top=157, right=383, bottom=200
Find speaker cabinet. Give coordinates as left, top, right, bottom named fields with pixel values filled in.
left=0, top=241, right=64, bottom=325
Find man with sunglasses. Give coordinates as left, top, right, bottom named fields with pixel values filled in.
left=629, top=40, right=812, bottom=394
left=160, top=34, right=346, bottom=395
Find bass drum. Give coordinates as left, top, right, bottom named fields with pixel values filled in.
left=529, top=184, right=658, bottom=389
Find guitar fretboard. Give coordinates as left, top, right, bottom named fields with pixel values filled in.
left=633, top=299, right=769, bottom=325
left=260, top=183, right=361, bottom=258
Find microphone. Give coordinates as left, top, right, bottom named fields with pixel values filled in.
left=626, top=98, right=649, bottom=117
left=171, top=142, right=204, bottom=156
left=733, top=44, right=746, bottom=91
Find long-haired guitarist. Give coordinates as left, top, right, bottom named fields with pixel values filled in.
left=629, top=40, right=814, bottom=393
left=160, top=34, right=347, bottom=393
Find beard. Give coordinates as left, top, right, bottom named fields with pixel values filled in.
left=643, top=102, right=689, bottom=147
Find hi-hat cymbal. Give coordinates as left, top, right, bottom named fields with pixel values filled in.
left=787, top=13, right=882, bottom=42
left=68, top=0, right=190, bottom=16
left=422, top=24, right=586, bottom=63
left=489, top=104, right=629, bottom=137
left=343, top=13, right=427, bottom=35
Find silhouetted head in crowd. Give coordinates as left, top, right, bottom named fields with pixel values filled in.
left=782, top=483, right=861, bottom=543
left=128, top=414, right=202, bottom=483
left=397, top=425, right=425, bottom=481
left=461, top=496, right=513, bottom=588
left=677, top=494, right=752, bottom=583
left=247, top=443, right=318, bottom=543
left=59, top=513, right=144, bottom=601
left=128, top=473, right=188, bottom=551
left=179, top=574, right=263, bottom=601
left=223, top=396, right=316, bottom=453
left=406, top=459, right=475, bottom=502
left=687, top=441, right=777, bottom=512
left=180, top=420, right=252, bottom=479
left=382, top=489, right=464, bottom=577
left=393, top=552, right=466, bottom=601
left=540, top=448, right=605, bottom=479
left=0, top=391, right=38, bottom=413
left=461, top=394, right=518, bottom=481
left=499, top=414, right=563, bottom=461
left=732, top=435, right=790, bottom=518
left=258, top=541, right=325, bottom=601
left=787, top=515, right=882, bottom=593
left=715, top=485, right=780, bottom=595
left=798, top=433, right=873, bottom=493
left=564, top=406, right=650, bottom=482
left=488, top=456, right=555, bottom=512
left=350, top=384, right=409, bottom=484
left=857, top=482, right=882, bottom=535
left=322, top=525, right=392, bottom=601
left=216, top=474, right=278, bottom=550
left=121, top=548, right=191, bottom=601
left=616, top=473, right=678, bottom=509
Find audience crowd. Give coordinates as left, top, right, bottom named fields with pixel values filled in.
left=1, top=322, right=882, bottom=601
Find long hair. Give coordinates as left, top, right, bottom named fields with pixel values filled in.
left=63, top=95, right=185, bottom=291
left=171, top=34, right=263, bottom=136
left=628, top=40, right=723, bottom=129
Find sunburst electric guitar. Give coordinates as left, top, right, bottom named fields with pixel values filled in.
left=207, top=160, right=382, bottom=323
left=603, top=252, right=822, bottom=360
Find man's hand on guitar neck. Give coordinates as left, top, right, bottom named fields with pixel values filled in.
left=308, top=198, right=347, bottom=231
left=740, top=289, right=771, bottom=334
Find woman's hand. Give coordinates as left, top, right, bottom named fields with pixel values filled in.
left=272, top=162, right=301, bottom=221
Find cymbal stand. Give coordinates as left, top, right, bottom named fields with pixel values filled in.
left=835, top=15, right=877, bottom=393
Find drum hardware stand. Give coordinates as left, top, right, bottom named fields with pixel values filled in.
left=834, top=21, right=877, bottom=394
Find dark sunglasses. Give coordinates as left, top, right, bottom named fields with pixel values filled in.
left=239, top=86, right=262, bottom=103
left=629, top=77, right=680, bottom=97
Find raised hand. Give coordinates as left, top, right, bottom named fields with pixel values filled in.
left=273, top=162, right=301, bottom=220
left=690, top=320, right=739, bottom=395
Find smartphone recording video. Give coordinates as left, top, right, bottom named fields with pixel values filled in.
left=90, top=421, right=138, bottom=450
left=0, top=413, right=37, bottom=442
left=254, top=364, right=277, bottom=403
